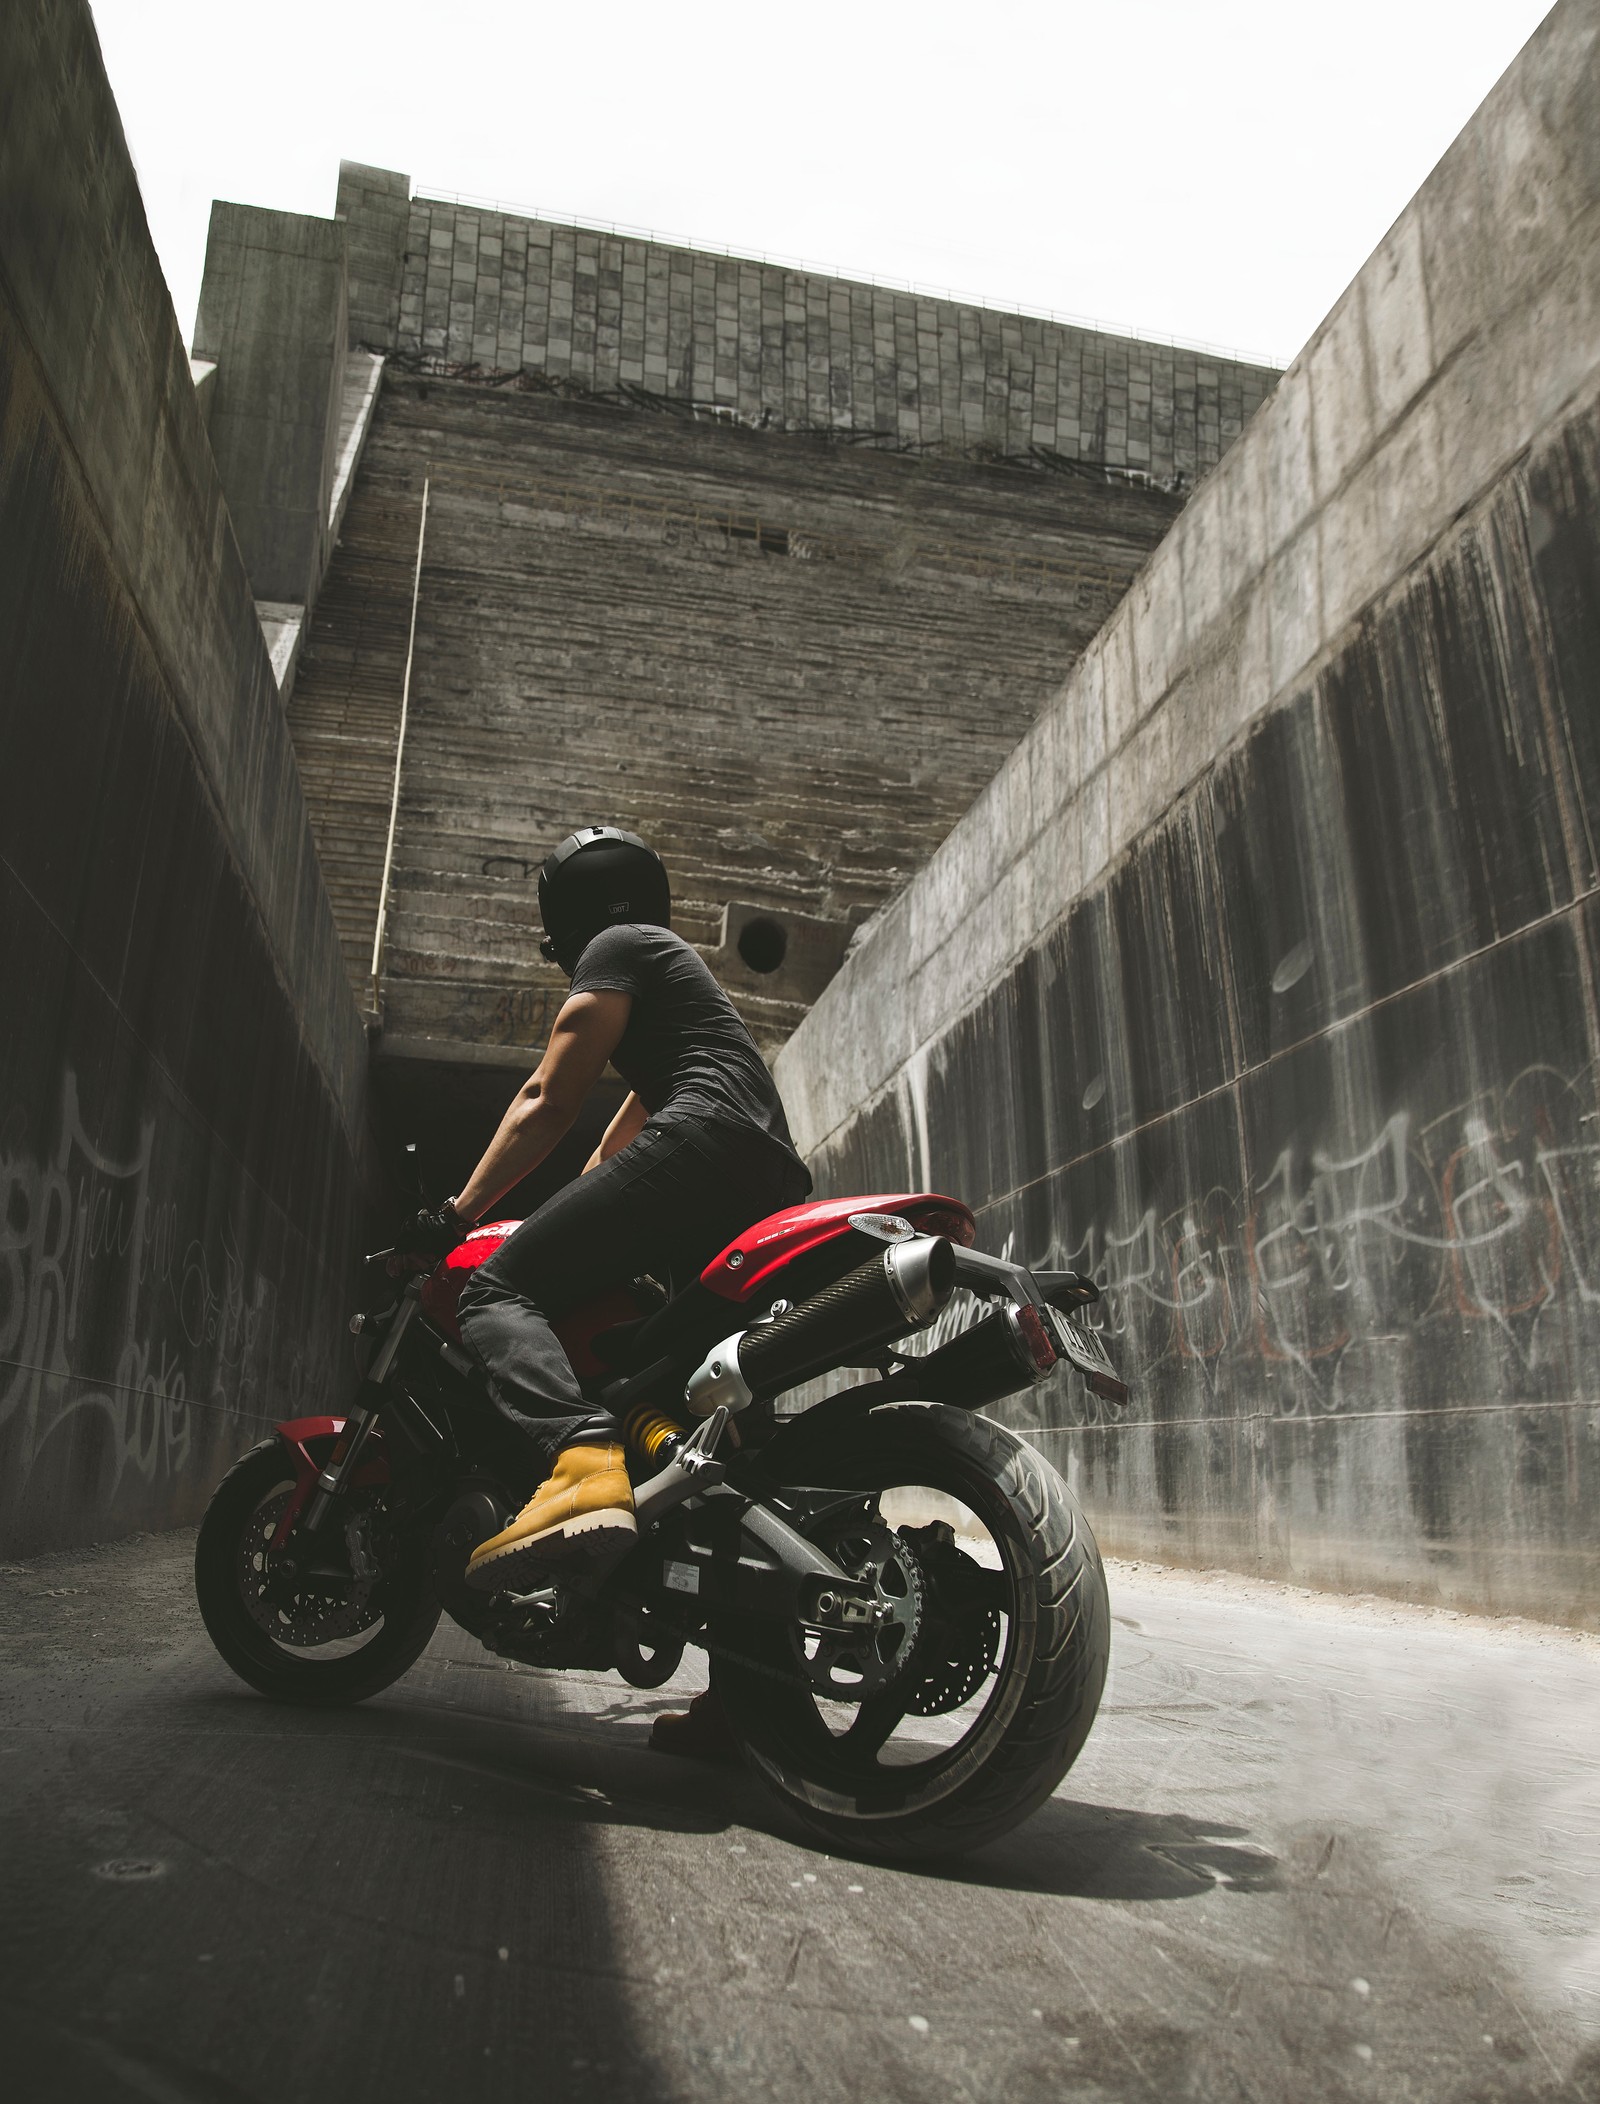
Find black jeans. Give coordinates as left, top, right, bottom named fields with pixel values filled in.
left=457, top=1112, right=810, bottom=1479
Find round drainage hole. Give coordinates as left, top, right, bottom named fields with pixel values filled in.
left=737, top=917, right=788, bottom=975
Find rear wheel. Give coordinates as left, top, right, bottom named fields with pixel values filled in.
left=713, top=1403, right=1108, bottom=1860
left=195, top=1439, right=441, bottom=1706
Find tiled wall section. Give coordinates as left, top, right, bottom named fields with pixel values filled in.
left=338, top=168, right=1278, bottom=486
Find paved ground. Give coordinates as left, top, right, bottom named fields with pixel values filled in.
left=1, top=1532, right=1596, bottom=2103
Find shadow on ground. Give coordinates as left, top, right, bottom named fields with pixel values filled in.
left=188, top=1668, right=1283, bottom=1910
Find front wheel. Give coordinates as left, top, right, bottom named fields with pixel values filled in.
left=195, top=1438, right=441, bottom=1706
left=713, top=1403, right=1109, bottom=1860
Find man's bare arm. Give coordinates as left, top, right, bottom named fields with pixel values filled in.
left=450, top=990, right=631, bottom=1221
left=583, top=1091, right=647, bottom=1173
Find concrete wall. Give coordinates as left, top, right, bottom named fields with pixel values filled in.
left=193, top=203, right=350, bottom=608
left=776, top=0, right=1600, bottom=1627
left=335, top=161, right=410, bottom=353
left=338, top=174, right=1278, bottom=486
left=0, top=1, right=373, bottom=1553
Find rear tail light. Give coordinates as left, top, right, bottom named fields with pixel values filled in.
left=1012, top=1303, right=1058, bottom=1376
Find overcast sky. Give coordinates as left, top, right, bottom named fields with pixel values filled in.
left=92, top=0, right=1551, bottom=371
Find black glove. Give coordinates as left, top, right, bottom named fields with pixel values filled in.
left=392, top=1200, right=468, bottom=1264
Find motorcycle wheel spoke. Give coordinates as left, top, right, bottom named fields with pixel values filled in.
left=841, top=1690, right=909, bottom=1761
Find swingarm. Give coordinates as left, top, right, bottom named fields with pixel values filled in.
left=622, top=1418, right=882, bottom=1636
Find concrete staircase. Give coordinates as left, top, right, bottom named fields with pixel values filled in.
left=285, top=370, right=1180, bottom=1072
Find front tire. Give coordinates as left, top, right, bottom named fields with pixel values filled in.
left=195, top=1439, right=441, bottom=1707
left=715, top=1403, right=1109, bottom=1860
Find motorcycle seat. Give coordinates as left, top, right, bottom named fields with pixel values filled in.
left=591, top=1279, right=723, bottom=1375
left=589, top=1318, right=647, bottom=1370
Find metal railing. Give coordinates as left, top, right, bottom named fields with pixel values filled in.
left=369, top=478, right=430, bottom=1018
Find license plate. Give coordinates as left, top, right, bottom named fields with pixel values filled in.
left=1048, top=1309, right=1130, bottom=1404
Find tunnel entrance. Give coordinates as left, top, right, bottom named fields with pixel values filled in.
left=371, top=1046, right=628, bottom=1224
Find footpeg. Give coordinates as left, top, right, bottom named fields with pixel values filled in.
left=634, top=1409, right=729, bottom=1527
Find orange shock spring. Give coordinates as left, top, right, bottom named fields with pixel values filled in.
left=621, top=1404, right=682, bottom=1462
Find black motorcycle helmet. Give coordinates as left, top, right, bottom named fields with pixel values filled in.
left=537, top=826, right=672, bottom=974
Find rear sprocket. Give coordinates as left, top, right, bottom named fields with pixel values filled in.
left=789, top=1510, right=923, bottom=1699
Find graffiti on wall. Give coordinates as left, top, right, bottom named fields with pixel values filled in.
left=0, top=1070, right=292, bottom=1506
left=998, top=1065, right=1600, bottom=1426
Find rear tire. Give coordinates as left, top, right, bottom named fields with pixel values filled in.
left=715, top=1403, right=1109, bottom=1860
left=195, top=1439, right=441, bottom=1707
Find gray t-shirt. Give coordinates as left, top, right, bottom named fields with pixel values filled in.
left=570, top=923, right=807, bottom=1174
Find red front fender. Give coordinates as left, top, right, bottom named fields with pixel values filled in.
left=270, top=1415, right=393, bottom=1548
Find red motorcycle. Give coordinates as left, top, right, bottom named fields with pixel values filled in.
left=195, top=1191, right=1127, bottom=1859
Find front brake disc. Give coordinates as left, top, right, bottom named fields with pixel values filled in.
left=238, top=1488, right=382, bottom=1647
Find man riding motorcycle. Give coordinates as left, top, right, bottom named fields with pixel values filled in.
left=394, top=826, right=812, bottom=1595
left=196, top=822, right=1121, bottom=1840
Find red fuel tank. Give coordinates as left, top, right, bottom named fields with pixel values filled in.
left=418, top=1223, right=516, bottom=1343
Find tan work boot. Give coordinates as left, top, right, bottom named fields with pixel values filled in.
left=464, top=1443, right=636, bottom=1591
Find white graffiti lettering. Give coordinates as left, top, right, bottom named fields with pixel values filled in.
left=0, top=1070, right=286, bottom=1507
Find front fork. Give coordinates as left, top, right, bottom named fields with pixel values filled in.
left=295, top=1286, right=425, bottom=1544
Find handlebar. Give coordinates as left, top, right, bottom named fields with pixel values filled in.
left=365, top=1247, right=436, bottom=1278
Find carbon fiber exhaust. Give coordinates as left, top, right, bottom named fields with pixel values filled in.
left=684, top=1236, right=957, bottom=1412
left=876, top=1298, right=1057, bottom=1409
